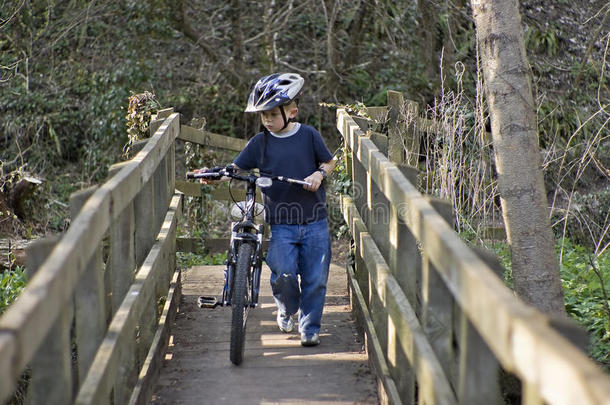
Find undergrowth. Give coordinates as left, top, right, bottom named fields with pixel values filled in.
left=0, top=265, right=26, bottom=315
left=177, top=251, right=227, bottom=268
left=558, top=239, right=610, bottom=370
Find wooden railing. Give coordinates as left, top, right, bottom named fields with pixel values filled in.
left=337, top=93, right=610, bottom=405
left=0, top=109, right=182, bottom=405
left=2, top=97, right=608, bottom=405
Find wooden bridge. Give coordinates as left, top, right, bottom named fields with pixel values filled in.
left=1, top=96, right=609, bottom=405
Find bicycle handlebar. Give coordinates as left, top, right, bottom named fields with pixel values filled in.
left=186, top=172, right=223, bottom=179
left=186, top=165, right=312, bottom=187
left=273, top=176, right=311, bottom=186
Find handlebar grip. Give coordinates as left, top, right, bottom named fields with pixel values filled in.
left=276, top=176, right=312, bottom=187
left=289, top=179, right=312, bottom=187
left=186, top=172, right=221, bottom=179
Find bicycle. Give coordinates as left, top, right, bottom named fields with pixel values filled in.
left=186, top=164, right=311, bottom=365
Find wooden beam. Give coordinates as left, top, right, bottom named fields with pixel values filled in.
left=128, top=268, right=181, bottom=405
left=366, top=106, right=389, bottom=122
left=24, top=237, right=73, bottom=405
left=0, top=114, right=180, bottom=402
left=337, top=110, right=610, bottom=405
left=175, top=180, right=201, bottom=197
left=359, top=227, right=456, bottom=405
left=176, top=180, right=263, bottom=204
left=345, top=261, right=402, bottom=405
left=179, top=125, right=247, bottom=151
left=0, top=334, right=15, bottom=397
left=70, top=187, right=107, bottom=386
left=75, top=194, right=182, bottom=404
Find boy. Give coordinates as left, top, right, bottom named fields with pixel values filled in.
left=210, top=73, right=335, bottom=346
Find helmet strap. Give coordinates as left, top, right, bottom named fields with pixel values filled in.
left=279, top=105, right=289, bottom=130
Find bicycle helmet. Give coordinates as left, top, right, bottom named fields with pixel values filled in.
left=245, top=73, right=304, bottom=113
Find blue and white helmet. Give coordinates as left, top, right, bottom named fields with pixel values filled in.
left=245, top=73, right=304, bottom=112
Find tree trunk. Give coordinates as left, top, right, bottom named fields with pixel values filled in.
left=263, top=0, right=276, bottom=72
left=344, top=0, right=372, bottom=68
left=322, top=0, right=341, bottom=100
left=417, top=0, right=441, bottom=94
left=231, top=0, right=244, bottom=80
left=471, top=0, right=565, bottom=314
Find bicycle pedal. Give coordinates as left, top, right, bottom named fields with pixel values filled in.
left=197, top=296, right=218, bottom=308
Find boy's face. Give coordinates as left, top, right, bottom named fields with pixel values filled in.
left=260, top=105, right=297, bottom=133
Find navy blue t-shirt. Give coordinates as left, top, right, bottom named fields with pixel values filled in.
left=234, top=124, right=333, bottom=225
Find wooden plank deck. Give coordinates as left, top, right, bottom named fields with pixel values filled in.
left=151, top=263, right=379, bottom=405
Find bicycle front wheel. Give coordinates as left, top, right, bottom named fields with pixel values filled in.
left=230, top=242, right=253, bottom=365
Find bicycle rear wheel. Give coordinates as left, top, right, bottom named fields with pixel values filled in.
left=230, top=242, right=253, bottom=365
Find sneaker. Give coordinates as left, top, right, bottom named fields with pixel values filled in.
left=301, top=333, right=320, bottom=347
left=277, top=312, right=294, bottom=333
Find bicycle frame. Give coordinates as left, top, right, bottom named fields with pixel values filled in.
left=222, top=172, right=265, bottom=308
left=186, top=165, right=311, bottom=364
left=187, top=166, right=311, bottom=310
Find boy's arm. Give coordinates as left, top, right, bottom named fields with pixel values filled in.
left=319, top=159, right=335, bottom=176
left=303, top=158, right=335, bottom=192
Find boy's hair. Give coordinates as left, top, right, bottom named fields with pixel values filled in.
left=281, top=101, right=298, bottom=112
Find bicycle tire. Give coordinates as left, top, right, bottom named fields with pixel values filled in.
left=230, top=242, right=253, bottom=365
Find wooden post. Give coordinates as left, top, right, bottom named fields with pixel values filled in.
left=167, top=143, right=176, bottom=204
left=352, top=115, right=371, bottom=132
left=387, top=90, right=420, bottom=167
left=396, top=164, right=419, bottom=190
left=420, top=198, right=455, bottom=386
left=388, top=205, right=420, bottom=300
left=137, top=267, right=159, bottom=369
left=24, top=236, right=73, bottom=405
left=109, top=200, right=136, bottom=314
left=135, top=178, right=155, bottom=267
left=365, top=166, right=391, bottom=263
left=113, top=313, right=138, bottom=405
left=149, top=107, right=174, bottom=136
left=108, top=160, right=137, bottom=403
left=386, top=147, right=422, bottom=404
left=114, top=178, right=154, bottom=404
left=106, top=187, right=137, bottom=405
left=128, top=268, right=182, bottom=405
left=367, top=131, right=388, bottom=157
left=153, top=156, right=168, bottom=236
left=130, top=139, right=149, bottom=155
left=522, top=382, right=545, bottom=405
left=70, top=186, right=107, bottom=389
left=158, top=155, right=174, bottom=294
left=339, top=110, right=353, bottom=179
left=149, top=118, right=164, bottom=137
left=456, top=247, right=504, bottom=404
left=387, top=90, right=405, bottom=165
left=351, top=130, right=369, bottom=305
left=366, top=106, right=389, bottom=123
left=341, top=196, right=369, bottom=330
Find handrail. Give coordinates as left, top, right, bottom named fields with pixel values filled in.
left=0, top=112, right=182, bottom=404
left=337, top=106, right=610, bottom=405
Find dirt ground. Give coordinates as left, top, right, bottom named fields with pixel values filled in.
left=151, top=238, right=378, bottom=405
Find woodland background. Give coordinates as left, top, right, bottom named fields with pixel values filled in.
left=1, top=0, right=609, bottom=369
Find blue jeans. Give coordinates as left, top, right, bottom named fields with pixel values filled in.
left=265, top=218, right=332, bottom=336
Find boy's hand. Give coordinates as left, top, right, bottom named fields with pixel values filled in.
left=193, top=168, right=226, bottom=185
left=303, top=170, right=325, bottom=192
